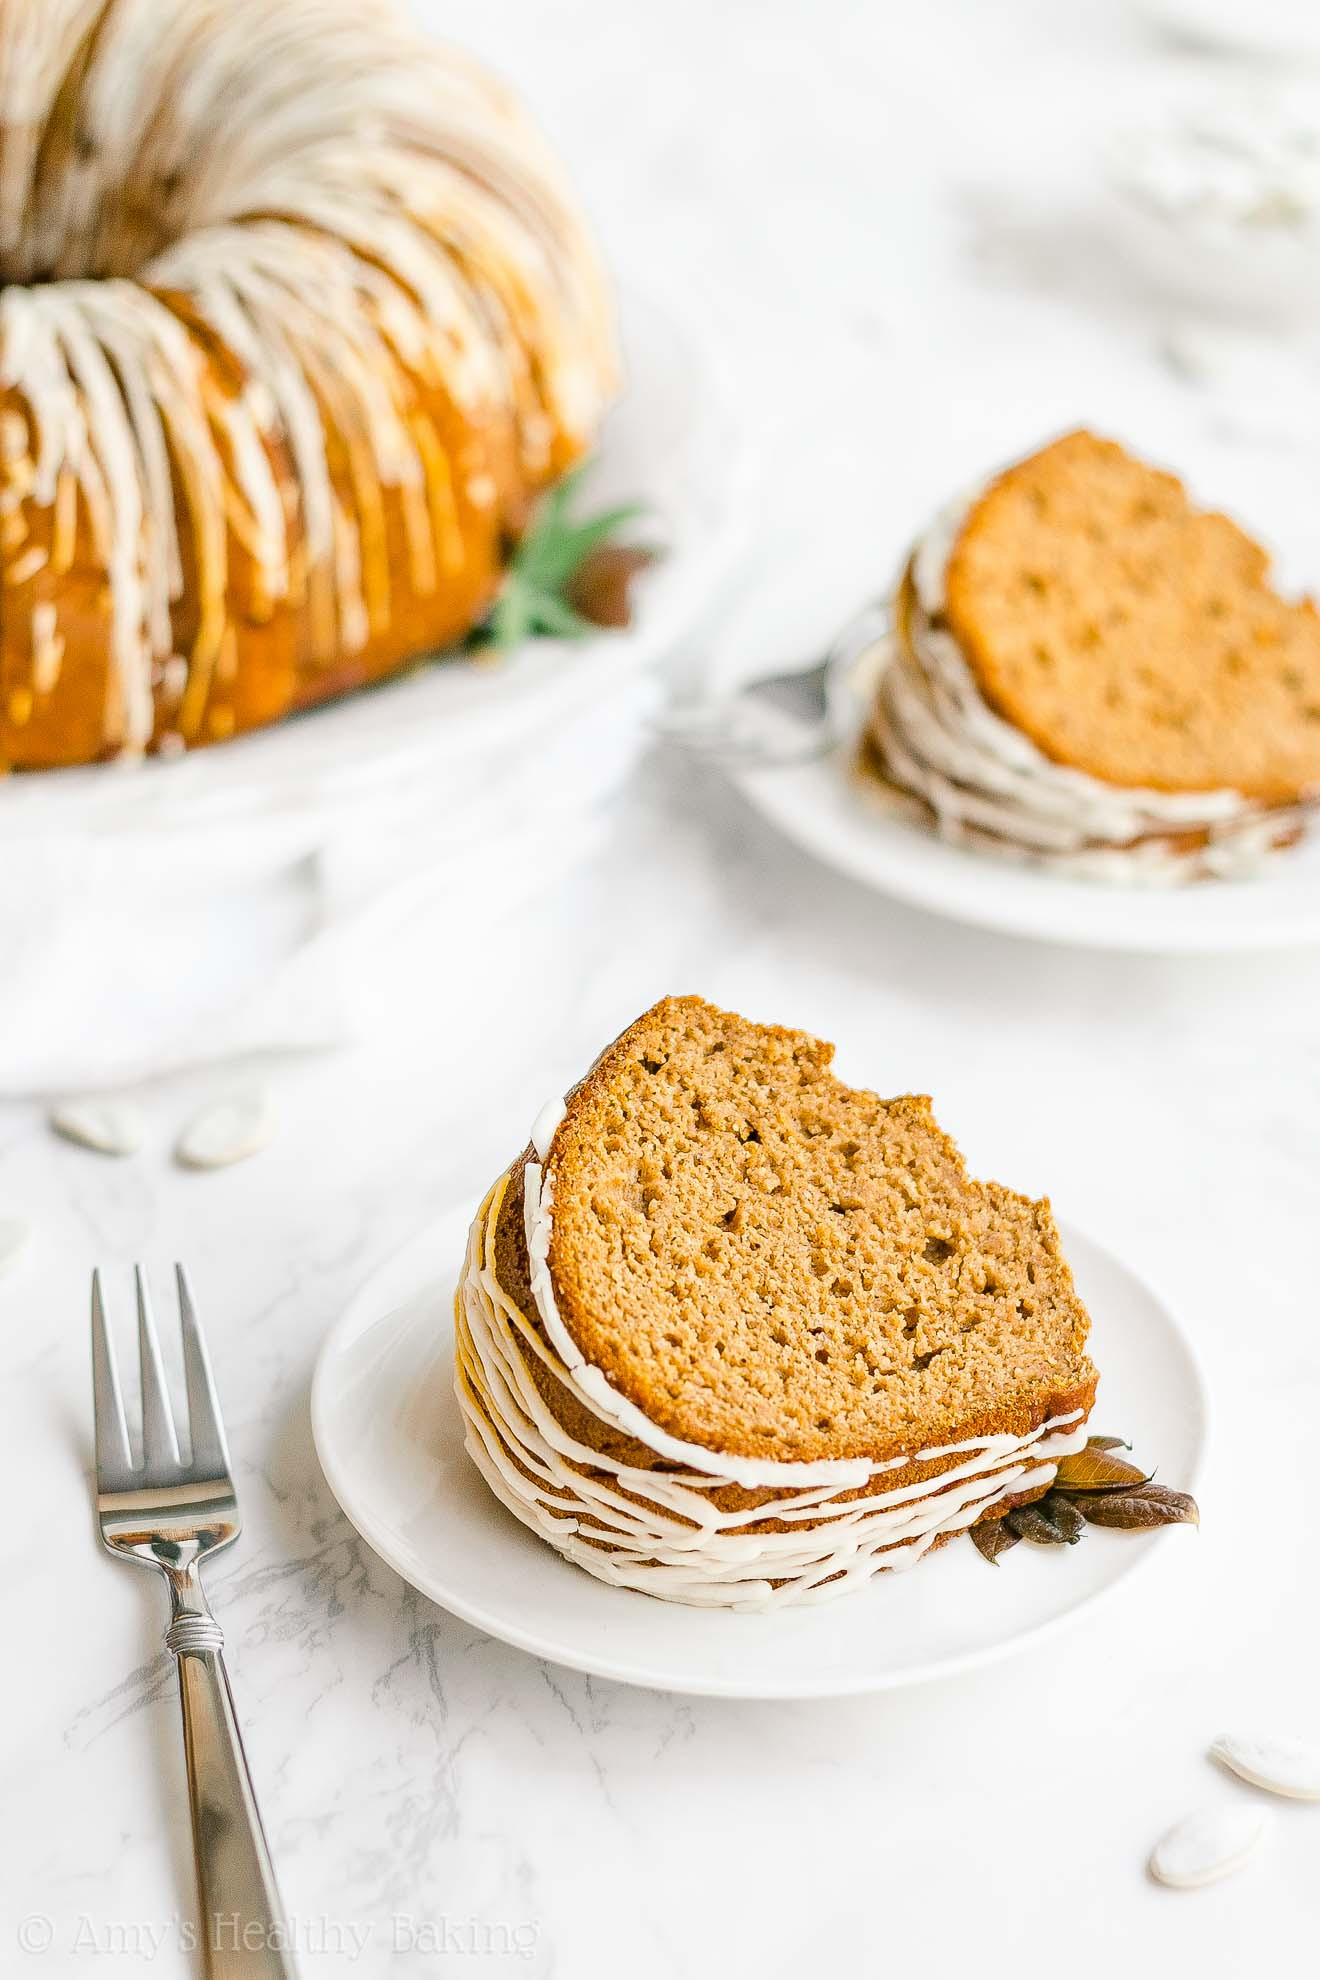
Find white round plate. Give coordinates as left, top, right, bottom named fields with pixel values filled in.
left=731, top=676, right=1320, bottom=956
left=311, top=1205, right=1208, bottom=1699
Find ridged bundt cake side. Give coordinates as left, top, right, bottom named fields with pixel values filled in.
left=0, top=0, right=617, bottom=768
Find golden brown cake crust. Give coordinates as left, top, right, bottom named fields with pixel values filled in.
left=0, top=315, right=527, bottom=767
left=520, top=996, right=1096, bottom=1474
left=943, top=429, right=1320, bottom=803
left=0, top=0, right=616, bottom=770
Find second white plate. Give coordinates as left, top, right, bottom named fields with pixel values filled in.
left=311, top=1206, right=1207, bottom=1699
left=733, top=733, right=1320, bottom=955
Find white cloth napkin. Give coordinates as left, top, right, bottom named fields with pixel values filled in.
left=0, top=670, right=656, bottom=1096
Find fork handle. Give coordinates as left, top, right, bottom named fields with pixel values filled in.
left=171, top=1621, right=297, bottom=1978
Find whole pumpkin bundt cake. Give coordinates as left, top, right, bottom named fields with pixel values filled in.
left=454, top=996, right=1098, bottom=1610
left=0, top=0, right=617, bottom=769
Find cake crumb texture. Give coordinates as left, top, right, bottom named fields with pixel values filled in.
left=944, top=429, right=1320, bottom=802
left=543, top=996, right=1096, bottom=1466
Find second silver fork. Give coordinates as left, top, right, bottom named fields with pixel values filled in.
left=92, top=1265, right=296, bottom=1980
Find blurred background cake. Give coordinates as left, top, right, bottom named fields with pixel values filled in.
left=0, top=0, right=616, bottom=768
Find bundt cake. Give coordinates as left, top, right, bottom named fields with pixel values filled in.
left=0, top=0, right=616, bottom=769
left=867, top=431, right=1320, bottom=879
left=454, top=996, right=1098, bottom=1610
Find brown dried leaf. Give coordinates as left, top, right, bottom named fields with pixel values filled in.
left=1078, top=1485, right=1200, bottom=1530
left=1040, top=1490, right=1086, bottom=1543
left=970, top=1517, right=1021, bottom=1564
left=1054, top=1447, right=1152, bottom=1495
left=565, top=544, right=658, bottom=629
left=1006, top=1502, right=1070, bottom=1546
left=1087, top=1434, right=1132, bottom=1452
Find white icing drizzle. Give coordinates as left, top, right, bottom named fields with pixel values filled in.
left=452, top=1106, right=1090, bottom=1611
left=868, top=493, right=1317, bottom=884
left=0, top=0, right=617, bottom=752
left=529, top=1094, right=567, bottom=1163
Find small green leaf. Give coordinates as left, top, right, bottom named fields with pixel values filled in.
left=471, top=462, right=651, bottom=654
left=486, top=583, right=536, bottom=654
left=526, top=592, right=593, bottom=641
left=518, top=507, right=644, bottom=590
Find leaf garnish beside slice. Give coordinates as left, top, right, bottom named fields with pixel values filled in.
left=1042, top=1492, right=1087, bottom=1542
left=1052, top=1447, right=1153, bottom=1495
left=470, top=464, right=654, bottom=653
left=1006, top=1497, right=1082, bottom=1547
left=969, top=1434, right=1199, bottom=1563
left=1078, top=1486, right=1200, bottom=1531
left=971, top=1517, right=1020, bottom=1565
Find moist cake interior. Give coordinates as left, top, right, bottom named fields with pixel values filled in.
left=543, top=997, right=1094, bottom=1466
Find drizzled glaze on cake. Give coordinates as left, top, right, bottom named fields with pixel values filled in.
left=453, top=997, right=1098, bottom=1609
left=0, top=0, right=616, bottom=763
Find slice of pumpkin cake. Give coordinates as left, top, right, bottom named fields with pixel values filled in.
left=867, top=430, right=1320, bottom=879
left=455, top=996, right=1097, bottom=1610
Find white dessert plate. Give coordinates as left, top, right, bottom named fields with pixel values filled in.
left=311, top=1205, right=1208, bottom=1699
left=729, top=645, right=1320, bottom=954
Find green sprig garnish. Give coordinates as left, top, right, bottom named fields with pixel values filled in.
left=470, top=464, right=651, bottom=653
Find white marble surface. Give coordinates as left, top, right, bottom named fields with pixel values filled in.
left=4, top=0, right=1320, bottom=1972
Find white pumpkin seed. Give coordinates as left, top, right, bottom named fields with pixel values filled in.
left=1149, top=1802, right=1270, bottom=1889
left=1212, top=1733, right=1320, bottom=1802
left=175, top=1092, right=275, bottom=1170
left=0, top=1217, right=31, bottom=1277
left=49, top=1098, right=145, bottom=1157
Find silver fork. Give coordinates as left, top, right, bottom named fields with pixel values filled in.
left=92, top=1266, right=296, bottom=1979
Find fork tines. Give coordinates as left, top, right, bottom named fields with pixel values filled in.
left=92, top=1265, right=231, bottom=1492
